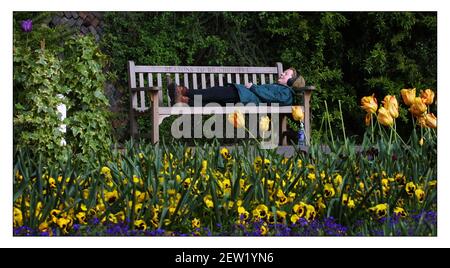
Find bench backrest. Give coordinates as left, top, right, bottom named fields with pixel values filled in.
left=128, top=61, right=283, bottom=111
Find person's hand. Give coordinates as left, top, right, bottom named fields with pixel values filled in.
left=245, top=82, right=253, bottom=89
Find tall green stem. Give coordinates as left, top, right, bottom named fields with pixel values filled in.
left=388, top=126, right=393, bottom=154
left=371, top=113, right=374, bottom=144
left=338, top=100, right=347, bottom=144
left=392, top=129, right=409, bottom=148
left=245, top=126, right=259, bottom=143
left=324, top=101, right=335, bottom=147
left=393, top=120, right=398, bottom=143
left=420, top=124, right=424, bottom=150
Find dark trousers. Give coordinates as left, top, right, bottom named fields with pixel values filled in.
left=186, top=86, right=240, bottom=106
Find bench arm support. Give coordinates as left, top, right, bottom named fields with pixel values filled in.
left=148, top=89, right=160, bottom=144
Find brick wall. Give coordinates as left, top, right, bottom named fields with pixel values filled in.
left=50, top=12, right=104, bottom=41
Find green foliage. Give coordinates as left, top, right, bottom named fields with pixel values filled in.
left=13, top=13, right=71, bottom=160
left=100, top=12, right=436, bottom=142
left=62, top=36, right=112, bottom=161
left=13, top=46, right=67, bottom=159
left=14, top=13, right=112, bottom=163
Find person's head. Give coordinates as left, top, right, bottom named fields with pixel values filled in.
left=277, top=67, right=298, bottom=86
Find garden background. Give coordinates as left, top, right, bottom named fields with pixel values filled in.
left=14, top=11, right=437, bottom=149
left=11, top=10, right=439, bottom=238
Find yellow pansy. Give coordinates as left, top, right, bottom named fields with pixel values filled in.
left=394, top=207, right=408, bottom=218
left=104, top=189, right=119, bottom=204
left=369, top=203, right=388, bottom=219
left=134, top=220, right=147, bottom=231
left=13, top=207, right=23, bottom=227
left=405, top=182, right=416, bottom=196
left=415, top=188, right=425, bottom=203
left=220, top=147, right=232, bottom=160
left=191, top=218, right=201, bottom=229
left=324, top=183, right=335, bottom=198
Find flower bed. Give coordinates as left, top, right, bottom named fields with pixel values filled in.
left=13, top=86, right=437, bottom=236
left=13, top=133, right=436, bottom=236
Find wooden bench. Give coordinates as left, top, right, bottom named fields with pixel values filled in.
left=127, top=61, right=315, bottom=145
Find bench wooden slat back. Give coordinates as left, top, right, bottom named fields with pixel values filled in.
left=252, top=74, right=257, bottom=85
left=138, top=73, right=147, bottom=111
left=175, top=73, right=180, bottom=85
left=192, top=73, right=198, bottom=90
left=219, top=74, right=224, bottom=86
left=201, top=73, right=206, bottom=89
left=210, top=74, right=215, bottom=87
left=128, top=62, right=283, bottom=109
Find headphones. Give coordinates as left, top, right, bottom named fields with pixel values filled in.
left=287, top=77, right=297, bottom=87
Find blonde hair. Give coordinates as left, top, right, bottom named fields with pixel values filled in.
left=287, top=67, right=305, bottom=89
left=288, top=67, right=298, bottom=80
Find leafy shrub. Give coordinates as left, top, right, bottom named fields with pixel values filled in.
left=61, top=36, right=112, bottom=161
left=13, top=13, right=112, bottom=162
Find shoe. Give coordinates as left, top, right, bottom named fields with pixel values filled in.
left=168, top=83, right=176, bottom=105
left=173, top=96, right=190, bottom=106
left=176, top=86, right=188, bottom=96
left=180, top=96, right=190, bottom=104
left=174, top=86, right=189, bottom=104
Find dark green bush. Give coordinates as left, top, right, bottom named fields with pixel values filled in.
left=99, top=12, right=435, bottom=142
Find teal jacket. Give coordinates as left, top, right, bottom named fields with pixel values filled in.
left=233, top=83, right=294, bottom=106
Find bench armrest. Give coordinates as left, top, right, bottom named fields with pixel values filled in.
left=131, top=86, right=162, bottom=93
left=292, top=85, right=316, bottom=93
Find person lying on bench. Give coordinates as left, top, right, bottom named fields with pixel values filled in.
left=169, top=68, right=304, bottom=106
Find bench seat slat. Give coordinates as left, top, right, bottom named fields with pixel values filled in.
left=159, top=106, right=292, bottom=115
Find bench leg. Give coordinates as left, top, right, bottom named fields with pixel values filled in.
left=281, top=114, right=287, bottom=145
left=129, top=110, right=138, bottom=140
left=151, top=118, right=159, bottom=144
left=151, top=92, right=160, bottom=144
